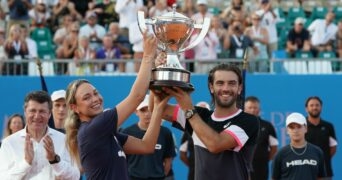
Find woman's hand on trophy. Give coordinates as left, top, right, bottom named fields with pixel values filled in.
left=142, top=30, right=157, bottom=62
left=155, top=51, right=167, bottom=67
left=152, top=90, right=171, bottom=113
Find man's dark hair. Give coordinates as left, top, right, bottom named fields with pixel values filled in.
left=305, top=96, right=323, bottom=107
left=245, top=96, right=260, bottom=103
left=24, top=91, right=52, bottom=111
left=207, top=64, right=243, bottom=104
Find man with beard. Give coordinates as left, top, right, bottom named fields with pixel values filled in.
left=152, top=64, right=260, bottom=180
left=305, top=96, right=338, bottom=180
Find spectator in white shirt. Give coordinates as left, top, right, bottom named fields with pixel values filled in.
left=336, top=20, right=342, bottom=59
left=256, top=0, right=278, bottom=58
left=0, top=0, right=8, bottom=30
left=128, top=6, right=147, bottom=72
left=191, top=0, right=213, bottom=24
left=0, top=91, right=80, bottom=180
left=21, top=25, right=38, bottom=59
left=0, top=27, right=6, bottom=74
left=149, top=0, right=171, bottom=18
left=308, top=12, right=338, bottom=55
left=190, top=18, right=219, bottom=73
left=245, top=13, right=269, bottom=72
left=79, top=11, right=106, bottom=51
left=115, top=0, right=143, bottom=37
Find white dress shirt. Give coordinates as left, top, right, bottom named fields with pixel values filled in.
left=115, top=0, right=143, bottom=29
left=0, top=127, right=80, bottom=180
left=308, top=19, right=338, bottom=46
left=26, top=37, right=38, bottom=59
left=191, top=12, right=213, bottom=24
left=191, top=30, right=219, bottom=60
left=256, top=9, right=278, bottom=44
left=79, top=24, right=106, bottom=42
left=128, top=22, right=143, bottom=52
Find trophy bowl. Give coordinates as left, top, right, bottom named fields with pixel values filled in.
left=138, top=5, right=210, bottom=91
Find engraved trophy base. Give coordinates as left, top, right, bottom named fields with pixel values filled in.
left=150, top=68, right=194, bottom=92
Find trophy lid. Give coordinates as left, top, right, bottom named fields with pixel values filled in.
left=158, top=3, right=190, bottom=20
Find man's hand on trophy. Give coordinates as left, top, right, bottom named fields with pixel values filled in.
left=142, top=30, right=157, bottom=61
left=163, top=87, right=194, bottom=111
left=155, top=51, right=167, bottom=67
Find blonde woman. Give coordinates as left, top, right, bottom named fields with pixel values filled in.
left=73, top=36, right=96, bottom=75
left=64, top=33, right=170, bottom=179
left=3, top=24, right=29, bottom=75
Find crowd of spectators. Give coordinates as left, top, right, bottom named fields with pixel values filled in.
left=0, top=0, right=341, bottom=75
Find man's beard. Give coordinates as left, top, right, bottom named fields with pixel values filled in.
left=213, top=91, right=238, bottom=108
left=308, top=110, right=321, bottom=118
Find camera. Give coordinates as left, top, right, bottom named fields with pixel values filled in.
left=261, top=0, right=269, bottom=4
left=234, top=25, right=241, bottom=32
left=233, top=5, right=242, bottom=10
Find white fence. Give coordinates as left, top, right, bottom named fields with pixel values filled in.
left=0, top=58, right=341, bottom=76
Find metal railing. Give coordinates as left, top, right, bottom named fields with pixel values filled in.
left=0, top=58, right=341, bottom=76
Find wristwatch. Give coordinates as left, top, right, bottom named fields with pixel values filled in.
left=49, top=154, right=61, bottom=164
left=185, top=109, right=197, bottom=120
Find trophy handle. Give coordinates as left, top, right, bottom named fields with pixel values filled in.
left=137, top=11, right=165, bottom=50
left=179, top=17, right=211, bottom=53
left=137, top=11, right=155, bottom=33
left=137, top=11, right=147, bottom=33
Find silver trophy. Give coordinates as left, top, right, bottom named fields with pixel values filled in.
left=137, top=4, right=210, bottom=91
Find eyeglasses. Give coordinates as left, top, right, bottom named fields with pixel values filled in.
left=252, top=18, right=261, bottom=20
left=72, top=30, right=79, bottom=33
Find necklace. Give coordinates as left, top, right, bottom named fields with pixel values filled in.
left=290, top=143, right=307, bottom=156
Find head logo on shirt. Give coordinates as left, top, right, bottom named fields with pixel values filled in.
left=286, top=159, right=317, bottom=167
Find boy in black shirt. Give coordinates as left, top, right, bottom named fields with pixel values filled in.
left=272, top=112, right=326, bottom=180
